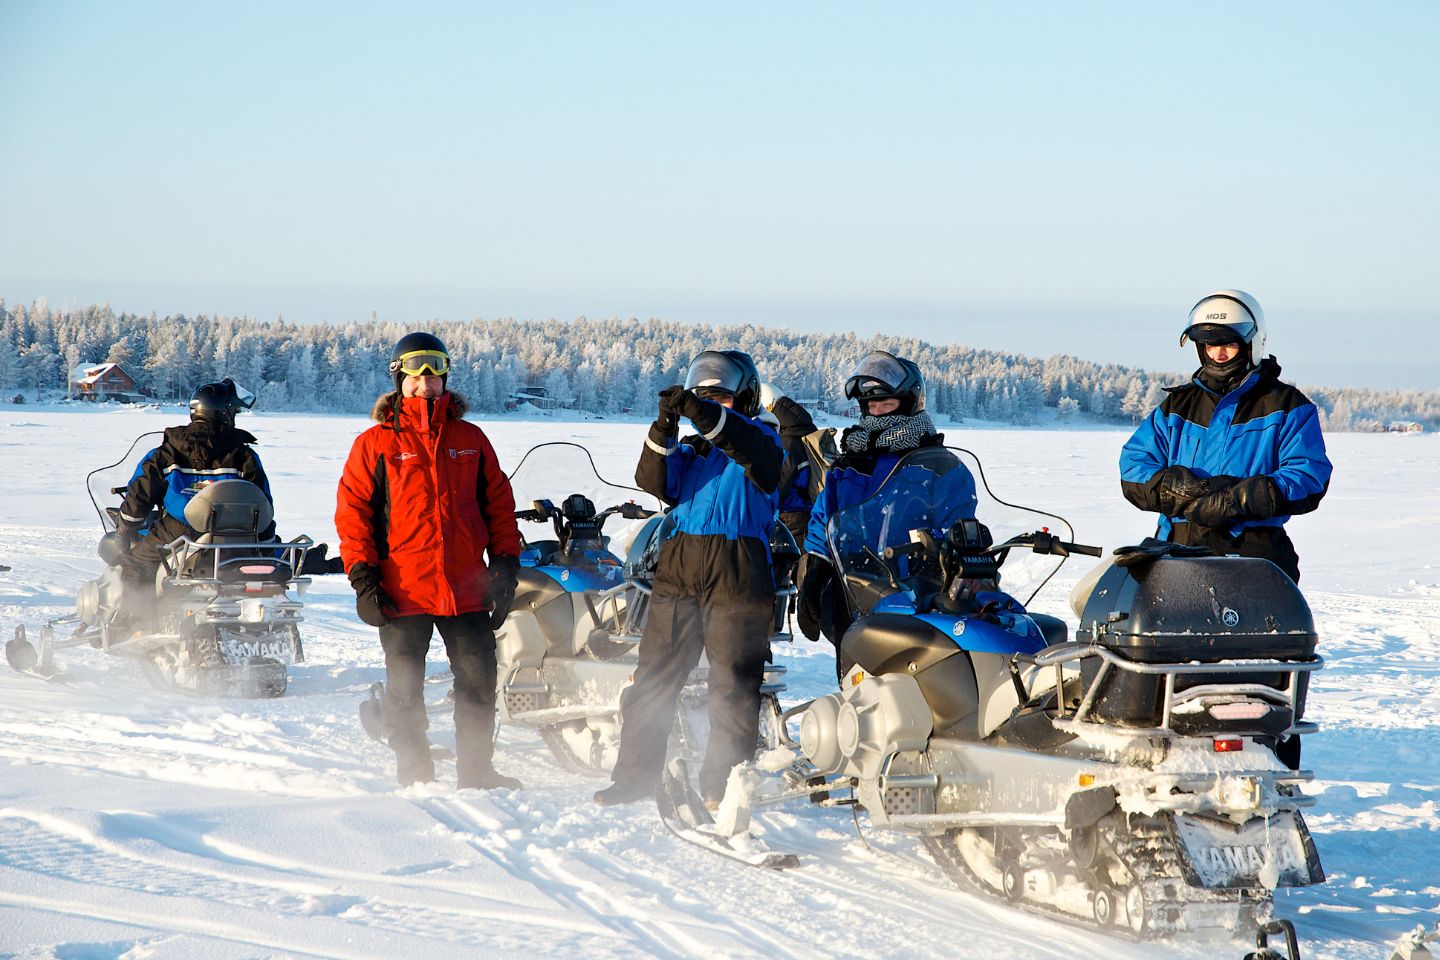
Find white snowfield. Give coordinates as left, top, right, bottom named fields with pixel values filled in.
left=1, top=407, right=1436, bottom=960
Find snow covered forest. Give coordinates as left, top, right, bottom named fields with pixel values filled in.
left=2, top=299, right=1436, bottom=430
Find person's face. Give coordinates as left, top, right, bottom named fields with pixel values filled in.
left=402, top=374, right=444, bottom=398
left=1204, top=342, right=1241, bottom=365
left=865, top=397, right=901, bottom=416
left=696, top=389, right=735, bottom=408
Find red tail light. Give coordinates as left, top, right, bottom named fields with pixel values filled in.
left=1213, top=738, right=1244, bottom=753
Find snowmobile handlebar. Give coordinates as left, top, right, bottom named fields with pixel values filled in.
left=993, top=530, right=1103, bottom=559
left=514, top=500, right=657, bottom=523
left=883, top=529, right=1101, bottom=561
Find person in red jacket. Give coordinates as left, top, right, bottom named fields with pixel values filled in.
left=336, top=332, right=524, bottom=789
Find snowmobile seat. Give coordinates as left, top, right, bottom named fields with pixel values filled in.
left=1076, top=556, right=1317, bottom=731
left=169, top=480, right=279, bottom=579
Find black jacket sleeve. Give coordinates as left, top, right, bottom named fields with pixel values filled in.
left=636, top=421, right=682, bottom=507
left=771, top=397, right=817, bottom=500
left=684, top=401, right=784, bottom=495
left=118, top=449, right=169, bottom=534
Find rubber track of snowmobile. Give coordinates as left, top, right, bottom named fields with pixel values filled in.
left=922, top=818, right=1259, bottom=942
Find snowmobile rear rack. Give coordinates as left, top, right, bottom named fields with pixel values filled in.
left=1021, top=643, right=1323, bottom=739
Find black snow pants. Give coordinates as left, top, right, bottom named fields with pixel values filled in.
left=609, top=534, right=774, bottom=801
left=379, top=611, right=499, bottom=787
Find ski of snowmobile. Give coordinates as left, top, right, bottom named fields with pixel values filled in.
left=5, top=625, right=73, bottom=683
left=357, top=681, right=455, bottom=759
left=654, top=758, right=799, bottom=871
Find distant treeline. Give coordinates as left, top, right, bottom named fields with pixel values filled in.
left=1, top=299, right=1435, bottom=431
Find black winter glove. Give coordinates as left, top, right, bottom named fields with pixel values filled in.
left=300, top=542, right=346, bottom=575
left=796, top=556, right=835, bottom=642
left=1184, top=475, right=1282, bottom=529
left=486, top=555, right=521, bottom=630
left=672, top=388, right=723, bottom=434
left=1153, top=466, right=1209, bottom=517
left=770, top=396, right=815, bottom=435
left=656, top=385, right=685, bottom=435
left=348, top=562, right=393, bottom=627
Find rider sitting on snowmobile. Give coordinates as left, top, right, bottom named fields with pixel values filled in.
left=115, top=379, right=273, bottom=614
left=594, top=349, right=784, bottom=808
left=336, top=332, right=525, bottom=790
left=797, top=351, right=977, bottom=680
left=1119, top=290, right=1332, bottom=584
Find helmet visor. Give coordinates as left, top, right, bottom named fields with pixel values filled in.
left=844, top=352, right=908, bottom=400
left=683, top=353, right=745, bottom=394
left=226, top=378, right=256, bottom=409
left=1184, top=320, right=1256, bottom=346
left=390, top=350, right=450, bottom=377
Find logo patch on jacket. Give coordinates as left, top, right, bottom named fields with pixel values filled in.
left=448, top=448, right=478, bottom=460
left=393, top=452, right=418, bottom=463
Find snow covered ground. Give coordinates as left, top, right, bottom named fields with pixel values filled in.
left=1, top=405, right=1437, bottom=960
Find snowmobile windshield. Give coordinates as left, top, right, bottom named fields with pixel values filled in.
left=506, top=442, right=663, bottom=555
left=86, top=432, right=167, bottom=532
left=825, top=445, right=1084, bottom=616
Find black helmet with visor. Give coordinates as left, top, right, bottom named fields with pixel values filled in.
left=189, top=377, right=255, bottom=430
left=389, top=332, right=451, bottom=391
left=683, top=349, right=762, bottom=416
left=844, top=350, right=926, bottom=416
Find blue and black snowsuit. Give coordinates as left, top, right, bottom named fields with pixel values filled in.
left=117, top=421, right=272, bottom=589
left=801, top=436, right=977, bottom=676
left=1119, top=357, right=1331, bottom=582
left=610, top=397, right=784, bottom=800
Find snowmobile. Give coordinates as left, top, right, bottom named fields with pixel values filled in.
left=664, top=445, right=1326, bottom=938
left=5, top=436, right=315, bottom=697
left=359, top=441, right=797, bottom=775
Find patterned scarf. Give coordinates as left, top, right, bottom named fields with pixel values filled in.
left=842, top=411, right=937, bottom=453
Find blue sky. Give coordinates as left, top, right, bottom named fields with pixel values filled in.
left=1, top=1, right=1436, bottom=389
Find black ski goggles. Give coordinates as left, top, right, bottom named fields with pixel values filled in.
left=844, top=352, right=908, bottom=400
left=390, top=350, right=450, bottom=377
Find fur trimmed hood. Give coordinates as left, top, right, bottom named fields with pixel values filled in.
left=371, top=390, right=470, bottom=423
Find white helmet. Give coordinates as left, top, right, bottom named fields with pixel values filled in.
left=1181, top=289, right=1267, bottom=361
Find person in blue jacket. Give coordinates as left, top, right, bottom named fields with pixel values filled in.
left=797, top=351, right=977, bottom=679
left=595, top=349, right=784, bottom=807
left=1120, top=290, right=1332, bottom=583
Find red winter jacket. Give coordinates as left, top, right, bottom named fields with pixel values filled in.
left=336, top=391, right=521, bottom=618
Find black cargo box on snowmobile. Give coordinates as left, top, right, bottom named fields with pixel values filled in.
left=1076, top=556, right=1318, bottom=728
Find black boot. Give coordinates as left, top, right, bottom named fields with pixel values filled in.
left=458, top=764, right=522, bottom=791
left=393, top=736, right=436, bottom=786
left=593, top=780, right=656, bottom=806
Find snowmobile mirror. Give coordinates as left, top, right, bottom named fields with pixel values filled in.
left=530, top=499, right=556, bottom=517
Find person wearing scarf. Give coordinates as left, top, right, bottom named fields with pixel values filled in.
left=797, top=351, right=976, bottom=681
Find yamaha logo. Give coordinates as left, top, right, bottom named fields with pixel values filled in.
left=952, top=621, right=966, bottom=637
left=1221, top=607, right=1240, bottom=627
left=560, top=570, right=570, bottom=582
